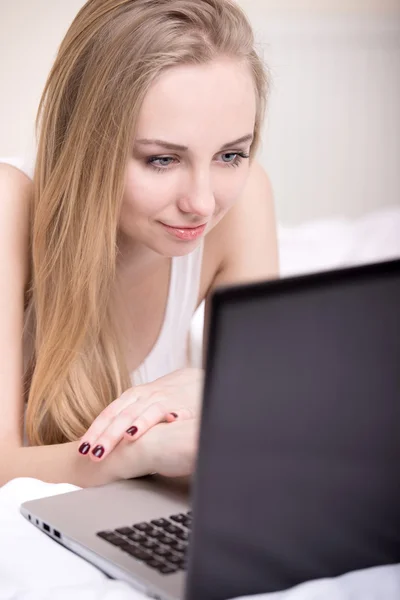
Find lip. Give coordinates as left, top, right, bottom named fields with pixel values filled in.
left=160, top=222, right=207, bottom=241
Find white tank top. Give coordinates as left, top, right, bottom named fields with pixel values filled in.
left=10, top=151, right=204, bottom=386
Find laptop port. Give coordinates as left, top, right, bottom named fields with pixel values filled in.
left=53, top=529, right=61, bottom=539
left=43, top=523, right=50, bottom=533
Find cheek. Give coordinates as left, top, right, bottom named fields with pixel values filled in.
left=215, top=168, right=250, bottom=212
left=122, top=161, right=174, bottom=217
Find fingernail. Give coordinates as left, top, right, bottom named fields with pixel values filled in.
left=78, top=442, right=91, bottom=455
left=92, top=445, right=105, bottom=459
left=126, top=426, right=138, bottom=436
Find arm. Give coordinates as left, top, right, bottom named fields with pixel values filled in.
left=203, top=160, right=279, bottom=357
left=0, top=163, right=149, bottom=488
left=4, top=441, right=116, bottom=488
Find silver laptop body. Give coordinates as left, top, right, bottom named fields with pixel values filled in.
left=21, top=475, right=190, bottom=600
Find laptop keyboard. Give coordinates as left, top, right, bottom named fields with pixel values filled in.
left=96, top=511, right=192, bottom=575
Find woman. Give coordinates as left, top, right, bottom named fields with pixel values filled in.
left=0, top=0, right=278, bottom=487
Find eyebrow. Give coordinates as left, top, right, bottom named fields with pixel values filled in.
left=135, top=134, right=254, bottom=152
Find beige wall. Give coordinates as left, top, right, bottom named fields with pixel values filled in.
left=0, top=0, right=399, bottom=222
left=241, top=0, right=399, bottom=14
left=0, top=0, right=86, bottom=158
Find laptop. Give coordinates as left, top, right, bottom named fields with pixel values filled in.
left=21, top=258, right=400, bottom=600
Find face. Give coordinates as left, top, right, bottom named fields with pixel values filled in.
left=119, top=58, right=257, bottom=257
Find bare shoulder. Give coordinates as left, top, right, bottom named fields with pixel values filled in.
left=0, top=162, right=32, bottom=284
left=0, top=162, right=33, bottom=448
left=0, top=161, right=33, bottom=188
left=198, top=160, right=279, bottom=303
left=0, top=161, right=32, bottom=242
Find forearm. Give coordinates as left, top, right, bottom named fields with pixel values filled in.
left=0, top=441, right=119, bottom=488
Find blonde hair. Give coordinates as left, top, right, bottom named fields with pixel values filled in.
left=24, top=0, right=270, bottom=445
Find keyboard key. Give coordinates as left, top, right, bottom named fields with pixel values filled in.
left=149, top=529, right=171, bottom=541
left=157, top=534, right=174, bottom=545
left=97, top=532, right=126, bottom=546
left=153, top=545, right=172, bottom=558
left=167, top=553, right=183, bottom=564
left=115, top=527, right=134, bottom=536
left=159, top=565, right=178, bottom=575
left=169, top=547, right=185, bottom=559
left=182, top=517, right=192, bottom=529
left=140, top=538, right=158, bottom=549
left=97, top=530, right=118, bottom=541
left=127, top=531, right=145, bottom=543
left=150, top=518, right=170, bottom=528
left=110, top=537, right=131, bottom=548
left=170, top=540, right=187, bottom=552
left=120, top=541, right=136, bottom=551
left=138, top=530, right=158, bottom=540
left=176, top=529, right=189, bottom=541
left=164, top=524, right=181, bottom=535
left=123, top=545, right=151, bottom=561
left=146, top=557, right=165, bottom=570
left=170, top=513, right=186, bottom=524
left=133, top=522, right=154, bottom=533
left=160, top=536, right=179, bottom=547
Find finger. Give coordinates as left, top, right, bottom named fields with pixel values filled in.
left=164, top=407, right=196, bottom=423
left=123, top=401, right=171, bottom=442
left=81, top=392, right=165, bottom=459
left=88, top=401, right=146, bottom=461
left=78, top=390, right=139, bottom=456
left=89, top=394, right=170, bottom=460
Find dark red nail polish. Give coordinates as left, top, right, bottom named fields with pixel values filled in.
left=79, top=442, right=91, bottom=455
left=170, top=412, right=178, bottom=419
left=92, top=445, right=105, bottom=458
left=126, top=426, right=138, bottom=436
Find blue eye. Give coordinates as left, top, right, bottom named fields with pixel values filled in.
left=147, top=156, right=175, bottom=172
left=222, top=153, right=237, bottom=163
left=221, top=152, right=250, bottom=167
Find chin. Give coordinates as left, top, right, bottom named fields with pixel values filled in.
left=151, top=237, right=203, bottom=258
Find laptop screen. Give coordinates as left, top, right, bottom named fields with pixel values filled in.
left=186, top=259, right=400, bottom=600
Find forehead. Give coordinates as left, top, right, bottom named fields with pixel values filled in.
left=135, top=59, right=257, bottom=148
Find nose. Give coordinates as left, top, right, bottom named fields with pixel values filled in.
left=177, top=171, right=215, bottom=219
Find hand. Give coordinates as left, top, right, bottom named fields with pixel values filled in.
left=78, top=368, right=203, bottom=461
left=118, top=418, right=200, bottom=479
left=72, top=435, right=154, bottom=486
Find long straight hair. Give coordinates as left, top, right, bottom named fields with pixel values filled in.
left=24, top=0, right=270, bottom=445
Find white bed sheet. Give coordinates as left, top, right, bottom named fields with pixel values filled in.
left=1, top=478, right=400, bottom=600
left=1, top=206, right=400, bottom=600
